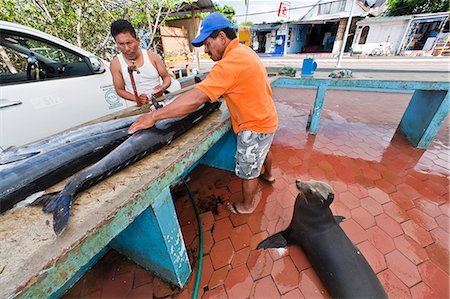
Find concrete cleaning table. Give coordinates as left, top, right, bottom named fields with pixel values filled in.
left=0, top=98, right=232, bottom=298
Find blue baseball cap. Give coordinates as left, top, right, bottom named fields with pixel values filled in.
left=191, top=13, right=232, bottom=47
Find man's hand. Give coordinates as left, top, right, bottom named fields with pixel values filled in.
left=136, top=94, right=150, bottom=106
left=151, top=84, right=166, bottom=98
left=128, top=112, right=156, bottom=134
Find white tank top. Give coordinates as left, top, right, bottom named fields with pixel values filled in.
left=118, top=49, right=161, bottom=95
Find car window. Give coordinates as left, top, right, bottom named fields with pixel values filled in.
left=0, top=32, right=93, bottom=85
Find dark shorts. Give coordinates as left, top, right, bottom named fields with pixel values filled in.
left=235, top=130, right=275, bottom=180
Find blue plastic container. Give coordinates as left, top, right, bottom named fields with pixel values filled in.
left=301, top=58, right=317, bottom=78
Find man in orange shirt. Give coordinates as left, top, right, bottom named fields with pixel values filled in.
left=129, top=13, right=278, bottom=214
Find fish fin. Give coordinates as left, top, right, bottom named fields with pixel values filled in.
left=335, top=215, right=346, bottom=223
left=257, top=231, right=288, bottom=249
left=0, top=151, right=40, bottom=165
left=31, top=191, right=60, bottom=207
left=51, top=194, right=73, bottom=236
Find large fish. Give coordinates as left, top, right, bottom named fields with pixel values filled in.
left=0, top=128, right=132, bottom=213
left=38, top=101, right=221, bottom=235
left=0, top=115, right=139, bottom=166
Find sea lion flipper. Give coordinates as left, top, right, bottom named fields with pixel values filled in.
left=334, top=215, right=346, bottom=223
left=257, top=232, right=288, bottom=249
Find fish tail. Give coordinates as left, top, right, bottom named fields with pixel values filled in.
left=51, top=193, right=74, bottom=236
left=31, top=191, right=60, bottom=208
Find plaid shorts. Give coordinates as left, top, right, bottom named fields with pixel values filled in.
left=235, top=130, right=275, bottom=180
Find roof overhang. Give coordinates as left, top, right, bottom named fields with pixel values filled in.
left=168, top=0, right=215, bottom=18
left=250, top=23, right=282, bottom=31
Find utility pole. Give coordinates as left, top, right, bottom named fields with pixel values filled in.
left=336, top=0, right=356, bottom=67
left=245, top=0, right=249, bottom=23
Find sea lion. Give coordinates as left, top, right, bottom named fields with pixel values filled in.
left=258, top=179, right=387, bottom=299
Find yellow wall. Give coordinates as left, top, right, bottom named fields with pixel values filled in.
left=238, top=28, right=251, bottom=46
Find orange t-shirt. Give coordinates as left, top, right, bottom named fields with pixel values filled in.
left=196, top=39, right=278, bottom=134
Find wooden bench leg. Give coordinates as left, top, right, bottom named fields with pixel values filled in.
left=110, top=187, right=191, bottom=288
left=399, top=90, right=449, bottom=149
left=309, top=84, right=328, bottom=134
left=200, top=129, right=236, bottom=172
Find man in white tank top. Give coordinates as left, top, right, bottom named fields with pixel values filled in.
left=110, top=20, right=172, bottom=107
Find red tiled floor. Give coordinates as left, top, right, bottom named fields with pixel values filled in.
left=247, top=249, right=273, bottom=280
left=62, top=87, right=449, bottom=299
left=210, top=239, right=234, bottom=270
left=249, top=276, right=281, bottom=299
left=385, top=250, right=421, bottom=287
left=393, top=235, right=429, bottom=265
left=224, top=264, right=253, bottom=298
left=271, top=256, right=299, bottom=294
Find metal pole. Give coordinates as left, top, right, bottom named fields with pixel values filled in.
left=336, top=0, right=356, bottom=67
left=245, top=0, right=249, bottom=23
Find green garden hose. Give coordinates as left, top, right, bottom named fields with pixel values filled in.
left=181, top=177, right=203, bottom=299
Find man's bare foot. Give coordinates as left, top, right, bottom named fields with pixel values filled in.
left=225, top=201, right=254, bottom=215
left=259, top=174, right=275, bottom=184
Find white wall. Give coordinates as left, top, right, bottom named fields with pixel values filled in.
left=352, top=19, right=409, bottom=54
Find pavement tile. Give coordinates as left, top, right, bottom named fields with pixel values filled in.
left=418, top=261, right=450, bottom=298
left=208, top=265, right=231, bottom=289
left=132, top=266, right=154, bottom=289
left=425, top=243, right=449, bottom=275
left=250, top=276, right=281, bottom=299
left=247, top=212, right=269, bottom=234
left=263, top=200, right=283, bottom=222
left=357, top=240, right=387, bottom=273
left=351, top=206, right=376, bottom=229
left=271, top=256, right=300, bottom=294
left=382, top=201, right=409, bottom=223
left=366, top=226, right=396, bottom=255
left=393, top=234, right=429, bottom=265
left=361, top=197, right=384, bottom=216
left=435, top=214, right=449, bottom=233
left=203, top=285, right=228, bottom=299
left=229, top=210, right=251, bottom=227
left=368, top=187, right=391, bottom=204
left=338, top=191, right=361, bottom=210
left=390, top=191, right=415, bottom=211
left=200, top=255, right=214, bottom=289
left=430, top=227, right=449, bottom=250
left=229, top=224, right=253, bottom=251
left=374, top=179, right=397, bottom=194
left=224, top=264, right=253, bottom=299
left=181, top=223, right=196, bottom=246
left=385, top=250, right=421, bottom=287
left=247, top=249, right=273, bottom=280
left=203, top=230, right=214, bottom=254
left=126, top=283, right=153, bottom=299
left=288, top=245, right=312, bottom=272
left=401, top=220, right=434, bottom=247
left=212, top=217, right=233, bottom=242
left=377, top=269, right=411, bottom=299
left=439, top=202, right=449, bottom=217
left=298, top=268, right=329, bottom=299
left=340, top=218, right=367, bottom=245
left=201, top=211, right=215, bottom=232
left=231, top=246, right=251, bottom=269
left=280, top=288, right=305, bottom=299
left=100, top=271, right=134, bottom=299
left=250, top=231, right=269, bottom=249
left=375, top=213, right=404, bottom=237
left=410, top=282, right=440, bottom=299
left=407, top=208, right=439, bottom=231
left=210, top=239, right=234, bottom=270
